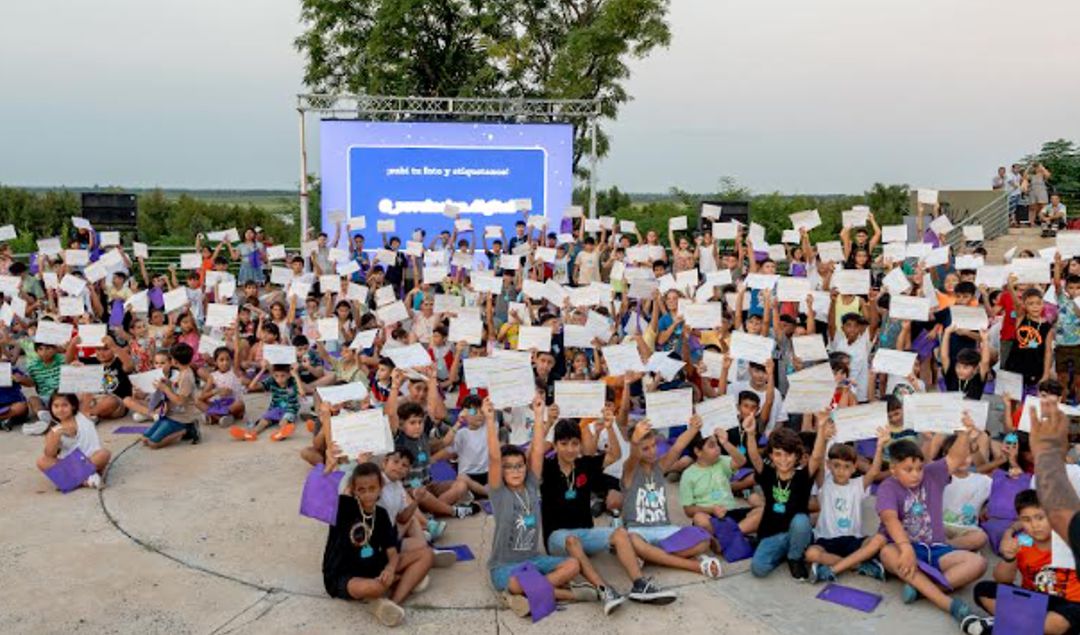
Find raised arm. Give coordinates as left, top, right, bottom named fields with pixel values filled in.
left=660, top=414, right=702, bottom=472
left=484, top=397, right=503, bottom=489
left=528, top=394, right=547, bottom=478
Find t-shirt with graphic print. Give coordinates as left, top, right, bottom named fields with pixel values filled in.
left=679, top=457, right=737, bottom=510
left=622, top=462, right=671, bottom=527
left=942, top=472, right=992, bottom=527
left=488, top=471, right=543, bottom=571
left=1004, top=317, right=1052, bottom=388
left=755, top=463, right=813, bottom=539
left=1056, top=292, right=1080, bottom=347
left=876, top=458, right=951, bottom=544
left=814, top=471, right=871, bottom=539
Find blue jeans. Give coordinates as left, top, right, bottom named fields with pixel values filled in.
left=750, top=513, right=812, bottom=577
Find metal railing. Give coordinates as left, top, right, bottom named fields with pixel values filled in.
left=939, top=191, right=1011, bottom=251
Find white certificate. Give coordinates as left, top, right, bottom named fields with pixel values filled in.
left=696, top=395, right=740, bottom=437
left=907, top=242, right=931, bottom=260
left=198, top=335, right=225, bottom=356
left=889, top=295, right=930, bottom=322
left=882, top=268, right=911, bottom=295
left=746, top=273, right=779, bottom=290
left=994, top=369, right=1024, bottom=401
left=59, top=274, right=87, bottom=297
left=350, top=329, right=378, bottom=350
left=555, top=381, right=605, bottom=419
left=376, top=249, right=398, bottom=265
left=1057, top=232, right=1080, bottom=259
left=317, top=381, right=369, bottom=405
left=372, top=285, right=395, bottom=307
left=831, top=269, right=870, bottom=296
left=973, top=265, right=1006, bottom=289
left=929, top=214, right=953, bottom=235
left=270, top=267, right=294, bottom=286
left=472, top=272, right=502, bottom=294
left=872, top=349, right=918, bottom=377
left=669, top=216, right=688, bottom=231
left=776, top=276, right=811, bottom=303
left=882, top=225, right=907, bottom=244
left=950, top=305, right=988, bottom=331
left=163, top=288, right=189, bottom=313
left=376, top=301, right=409, bottom=325
left=37, top=237, right=62, bottom=256
left=318, top=317, right=340, bottom=342
left=434, top=294, right=462, bottom=314
left=35, top=321, right=72, bottom=346
left=78, top=323, right=107, bottom=348
left=712, top=222, right=739, bottom=241
left=831, top=403, right=888, bottom=443
left=962, top=226, right=984, bottom=242
left=180, top=253, right=201, bottom=270
left=319, top=275, right=341, bottom=294
left=347, top=215, right=367, bottom=230
left=454, top=218, right=473, bottom=232
left=620, top=220, right=637, bottom=233
left=337, top=260, right=360, bottom=277
left=816, top=241, right=845, bottom=263
left=499, top=253, right=520, bottom=270
left=602, top=344, right=646, bottom=376
left=701, top=204, right=722, bottom=220
left=564, top=205, right=584, bottom=218
left=205, top=303, right=237, bottom=328
left=788, top=361, right=835, bottom=383
left=904, top=392, right=965, bottom=433
left=377, top=219, right=396, bottom=233
left=133, top=242, right=149, bottom=259
left=59, top=296, right=85, bottom=317
left=563, top=324, right=596, bottom=349
left=789, top=209, right=821, bottom=231
left=262, top=344, right=297, bottom=366
left=645, top=353, right=686, bottom=381
left=748, top=223, right=766, bottom=245
left=701, top=350, right=725, bottom=379
left=449, top=317, right=483, bottom=345
left=646, top=388, right=693, bottom=429
left=918, top=189, right=939, bottom=205
left=64, top=249, right=89, bottom=267
left=332, top=410, right=392, bottom=456
left=423, top=266, right=448, bottom=285
left=883, top=243, right=907, bottom=262
left=800, top=291, right=832, bottom=316
left=922, top=246, right=950, bottom=268
left=487, top=362, right=536, bottom=408
left=385, top=343, right=432, bottom=369
left=129, top=369, right=164, bottom=395
left=781, top=230, right=800, bottom=244
left=99, top=231, right=120, bottom=247
left=728, top=331, right=775, bottom=365
left=792, top=335, right=829, bottom=362
left=782, top=380, right=834, bottom=414
left=517, top=326, right=552, bottom=352
left=681, top=302, right=724, bottom=330
left=1010, top=258, right=1050, bottom=284
left=0, top=362, right=9, bottom=388
left=59, top=365, right=104, bottom=394
left=842, top=210, right=870, bottom=228
left=0, top=225, right=15, bottom=241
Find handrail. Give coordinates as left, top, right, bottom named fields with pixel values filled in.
left=940, top=191, right=1011, bottom=251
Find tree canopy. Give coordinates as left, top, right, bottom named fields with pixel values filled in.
left=295, top=0, right=672, bottom=176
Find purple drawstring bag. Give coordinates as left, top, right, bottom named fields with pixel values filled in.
left=148, top=287, right=164, bottom=310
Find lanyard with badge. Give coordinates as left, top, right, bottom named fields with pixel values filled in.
left=351, top=507, right=377, bottom=559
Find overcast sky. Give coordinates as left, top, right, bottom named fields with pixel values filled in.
left=2, top=0, right=1078, bottom=194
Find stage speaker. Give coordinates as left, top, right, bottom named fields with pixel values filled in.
left=80, top=192, right=138, bottom=230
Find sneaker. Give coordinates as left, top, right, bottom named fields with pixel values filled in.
left=500, top=592, right=531, bottom=618
left=219, top=415, right=235, bottom=427
left=627, top=577, right=677, bottom=605
left=305, top=418, right=315, bottom=433
left=601, top=586, right=626, bottom=616
left=37, top=410, right=51, bottom=424
left=270, top=422, right=296, bottom=441
left=413, top=573, right=431, bottom=594
left=432, top=549, right=457, bottom=568
left=901, top=583, right=920, bottom=604
left=368, top=598, right=405, bottom=627
left=84, top=473, right=103, bottom=489
left=960, top=615, right=993, bottom=635
left=949, top=598, right=972, bottom=624
left=856, top=559, right=887, bottom=581
left=131, top=412, right=148, bottom=423
left=229, top=425, right=248, bottom=441
left=788, top=559, right=810, bottom=582
left=452, top=502, right=481, bottom=518
left=591, top=499, right=606, bottom=518
left=570, top=581, right=601, bottom=602
left=427, top=519, right=447, bottom=542
left=810, top=563, right=836, bottom=584
left=22, top=419, right=49, bottom=436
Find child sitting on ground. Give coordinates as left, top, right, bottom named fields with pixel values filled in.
left=230, top=362, right=303, bottom=441
left=622, top=416, right=723, bottom=579
left=962, top=490, right=1080, bottom=635
left=940, top=433, right=993, bottom=552
left=196, top=347, right=246, bottom=426
left=138, top=343, right=202, bottom=449
left=680, top=426, right=762, bottom=556
left=743, top=416, right=825, bottom=579
left=875, top=417, right=987, bottom=626
left=37, top=394, right=111, bottom=489
left=321, top=462, right=434, bottom=628
left=433, top=394, right=491, bottom=498
left=806, top=423, right=889, bottom=583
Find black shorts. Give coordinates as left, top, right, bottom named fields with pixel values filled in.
left=813, top=535, right=866, bottom=558
left=325, top=575, right=351, bottom=600
left=592, top=474, right=622, bottom=497
left=464, top=471, right=488, bottom=486
left=975, top=580, right=1080, bottom=631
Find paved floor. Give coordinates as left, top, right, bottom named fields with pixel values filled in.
left=0, top=393, right=986, bottom=634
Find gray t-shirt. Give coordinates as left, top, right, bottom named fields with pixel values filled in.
left=622, top=462, right=670, bottom=527
left=488, top=471, right=542, bottom=570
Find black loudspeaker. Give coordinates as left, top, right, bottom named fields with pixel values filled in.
left=697, top=200, right=750, bottom=230
left=80, top=192, right=138, bottom=231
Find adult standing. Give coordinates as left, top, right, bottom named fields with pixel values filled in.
left=991, top=166, right=1006, bottom=190
left=1027, top=162, right=1052, bottom=224
left=237, top=227, right=265, bottom=286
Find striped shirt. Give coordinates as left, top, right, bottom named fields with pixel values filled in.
left=261, top=376, right=300, bottom=414
left=27, top=354, right=64, bottom=399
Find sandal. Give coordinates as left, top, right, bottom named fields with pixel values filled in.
left=368, top=598, right=405, bottom=627
left=229, top=426, right=247, bottom=441
left=698, top=555, right=723, bottom=578
left=500, top=592, right=531, bottom=618
left=270, top=422, right=296, bottom=441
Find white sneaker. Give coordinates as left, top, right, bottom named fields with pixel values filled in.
left=37, top=410, right=52, bottom=424
left=220, top=415, right=235, bottom=427
left=131, top=412, right=148, bottom=422
left=84, top=474, right=102, bottom=489
left=22, top=420, right=49, bottom=436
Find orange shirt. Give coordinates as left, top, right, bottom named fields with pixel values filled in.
left=1017, top=545, right=1080, bottom=601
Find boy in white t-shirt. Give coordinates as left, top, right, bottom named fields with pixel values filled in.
left=828, top=313, right=873, bottom=402
left=807, top=423, right=889, bottom=583
left=435, top=395, right=491, bottom=497
left=940, top=434, right=992, bottom=552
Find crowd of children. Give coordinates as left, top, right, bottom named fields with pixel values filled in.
left=2, top=200, right=1080, bottom=632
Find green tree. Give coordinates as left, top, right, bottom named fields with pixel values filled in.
left=295, top=0, right=672, bottom=176
left=1024, top=139, right=1080, bottom=206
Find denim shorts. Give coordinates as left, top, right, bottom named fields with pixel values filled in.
left=912, top=542, right=955, bottom=569
left=547, top=527, right=615, bottom=556
left=626, top=524, right=682, bottom=546
left=489, top=555, right=568, bottom=591
left=143, top=417, right=194, bottom=443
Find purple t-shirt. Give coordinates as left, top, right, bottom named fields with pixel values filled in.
left=876, top=458, right=951, bottom=544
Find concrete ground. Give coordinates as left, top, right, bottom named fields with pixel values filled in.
left=0, top=392, right=986, bottom=634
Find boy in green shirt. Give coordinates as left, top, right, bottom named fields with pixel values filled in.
left=680, top=426, right=762, bottom=554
